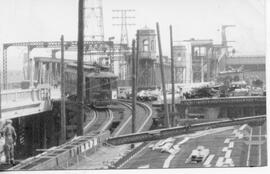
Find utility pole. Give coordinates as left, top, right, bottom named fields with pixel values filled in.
left=131, top=39, right=136, bottom=143
left=156, top=22, right=170, bottom=128
left=77, top=0, right=85, bottom=136
left=170, top=25, right=175, bottom=126
left=136, top=30, right=139, bottom=87
left=60, top=35, right=66, bottom=143
left=0, top=65, right=2, bottom=119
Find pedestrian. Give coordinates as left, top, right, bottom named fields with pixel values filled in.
left=2, top=120, right=17, bottom=165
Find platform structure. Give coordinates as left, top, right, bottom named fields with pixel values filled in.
left=2, top=41, right=115, bottom=89
left=0, top=87, right=52, bottom=121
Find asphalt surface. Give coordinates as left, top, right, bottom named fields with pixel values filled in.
left=122, top=122, right=267, bottom=169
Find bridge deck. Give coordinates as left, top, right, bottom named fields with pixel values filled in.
left=153, top=96, right=266, bottom=106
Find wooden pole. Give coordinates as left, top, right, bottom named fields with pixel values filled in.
left=136, top=31, right=139, bottom=88
left=77, top=0, right=84, bottom=136
left=170, top=25, right=175, bottom=126
left=0, top=64, right=2, bottom=119
left=156, top=22, right=170, bottom=128
left=60, top=35, right=66, bottom=143
left=132, top=39, right=136, bottom=134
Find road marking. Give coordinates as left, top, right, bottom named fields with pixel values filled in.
left=229, top=142, right=234, bottom=148
left=119, top=142, right=150, bottom=169
left=239, top=124, right=247, bottom=131
left=163, top=154, right=176, bottom=168
left=222, top=147, right=228, bottom=152
left=246, top=127, right=253, bottom=166
left=258, top=126, right=262, bottom=166
left=216, top=157, right=224, bottom=167
left=163, top=137, right=190, bottom=168
left=232, top=129, right=238, bottom=134
left=138, top=164, right=150, bottom=168
left=225, top=150, right=232, bottom=159
left=203, top=154, right=215, bottom=167
left=224, top=158, right=234, bottom=166
left=224, top=138, right=230, bottom=144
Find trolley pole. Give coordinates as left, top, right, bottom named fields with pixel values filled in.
left=170, top=25, right=175, bottom=126
left=156, top=22, right=170, bottom=128
left=77, top=0, right=85, bottom=136
left=60, top=35, right=66, bottom=143
left=131, top=39, right=136, bottom=140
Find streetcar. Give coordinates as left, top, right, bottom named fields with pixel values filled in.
left=64, top=63, right=118, bottom=108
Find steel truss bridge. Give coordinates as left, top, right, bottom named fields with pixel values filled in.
left=2, top=41, right=129, bottom=89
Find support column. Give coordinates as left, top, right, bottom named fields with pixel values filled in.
left=49, top=62, right=53, bottom=85
left=207, top=47, right=211, bottom=81
left=251, top=106, right=256, bottom=116
left=240, top=107, right=244, bottom=117
left=201, top=47, right=204, bottom=82
left=3, top=47, right=8, bottom=89
left=42, top=116, right=47, bottom=149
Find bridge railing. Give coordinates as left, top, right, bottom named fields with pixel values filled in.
left=107, top=115, right=266, bottom=145
left=1, top=88, right=51, bottom=105
left=179, top=96, right=266, bottom=106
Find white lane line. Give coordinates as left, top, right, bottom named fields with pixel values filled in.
left=229, top=142, right=234, bottom=148
left=216, top=157, right=224, bottom=167
left=163, top=154, right=176, bottom=168
left=224, top=138, right=230, bottom=144
left=203, top=154, right=215, bottom=167
left=225, top=150, right=232, bottom=159
left=239, top=124, right=247, bottom=131
left=246, top=127, right=253, bottom=166
left=138, top=164, right=150, bottom=168
left=222, top=147, right=228, bottom=152
left=163, top=137, right=190, bottom=168
left=258, top=126, right=262, bottom=166
left=161, top=126, right=234, bottom=168
left=119, top=142, right=150, bottom=169
left=224, top=158, right=234, bottom=166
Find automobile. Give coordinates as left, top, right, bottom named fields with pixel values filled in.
left=149, top=137, right=176, bottom=152
left=186, top=146, right=210, bottom=163
left=159, top=142, right=175, bottom=153
left=250, top=87, right=264, bottom=96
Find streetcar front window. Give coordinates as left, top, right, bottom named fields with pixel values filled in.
left=100, top=78, right=110, bottom=90
left=111, top=78, right=117, bottom=89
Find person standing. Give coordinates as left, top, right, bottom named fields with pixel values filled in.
left=3, top=120, right=17, bottom=165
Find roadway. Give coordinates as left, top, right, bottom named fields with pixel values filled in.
left=121, top=122, right=267, bottom=168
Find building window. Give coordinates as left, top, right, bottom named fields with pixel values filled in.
left=143, top=39, right=149, bottom=52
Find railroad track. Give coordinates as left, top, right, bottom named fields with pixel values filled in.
left=87, top=109, right=113, bottom=134
left=112, top=100, right=153, bottom=137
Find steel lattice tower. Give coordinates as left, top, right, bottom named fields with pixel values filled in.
left=113, top=9, right=135, bottom=46
left=113, top=9, right=135, bottom=80
left=84, top=0, right=104, bottom=41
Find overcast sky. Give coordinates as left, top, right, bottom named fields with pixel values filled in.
left=0, top=0, right=266, bottom=70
